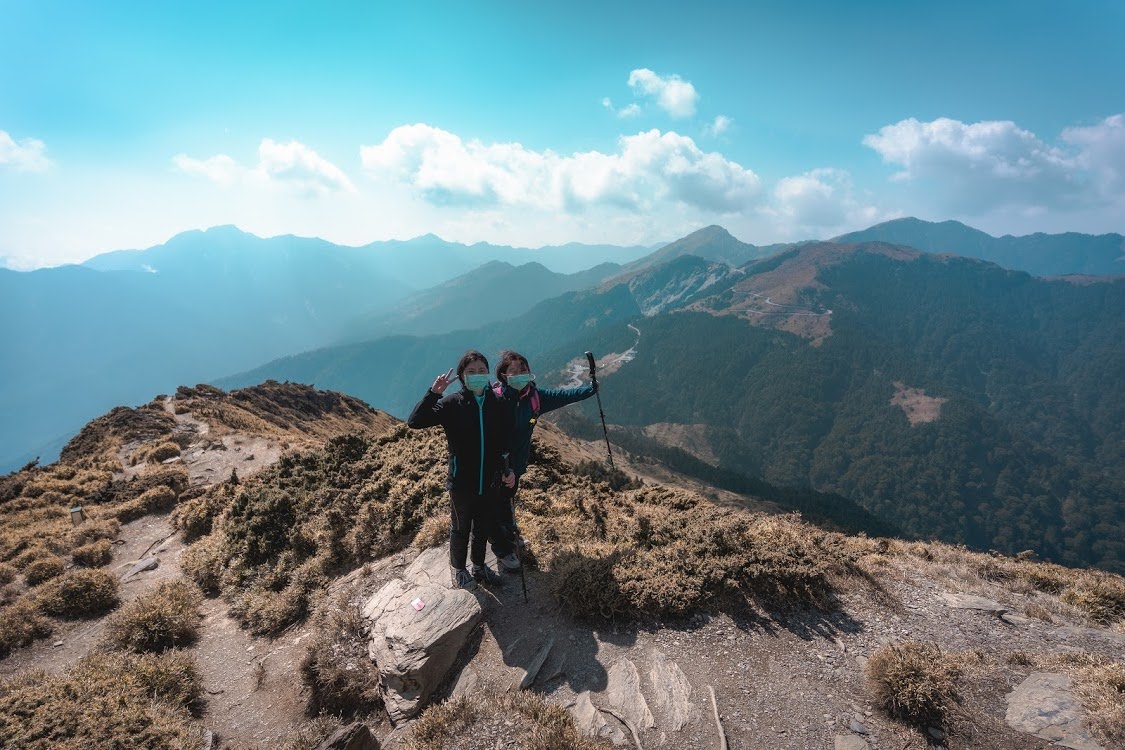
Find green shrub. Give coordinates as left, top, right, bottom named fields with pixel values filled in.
left=72, top=539, right=113, bottom=568
left=23, top=556, right=65, bottom=586
left=866, top=641, right=961, bottom=726
left=34, top=568, right=119, bottom=619
left=101, top=580, right=203, bottom=653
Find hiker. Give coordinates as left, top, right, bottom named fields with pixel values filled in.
left=407, top=350, right=516, bottom=589
left=490, top=350, right=597, bottom=571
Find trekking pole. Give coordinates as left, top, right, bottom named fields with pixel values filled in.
left=504, top=455, right=529, bottom=603
left=585, top=351, right=616, bottom=470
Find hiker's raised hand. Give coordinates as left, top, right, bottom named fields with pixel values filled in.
left=431, top=368, right=457, bottom=395
left=502, top=470, right=515, bottom=488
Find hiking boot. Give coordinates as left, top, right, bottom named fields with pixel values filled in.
left=497, top=552, right=521, bottom=572
left=472, top=564, right=505, bottom=586
left=451, top=566, right=476, bottom=589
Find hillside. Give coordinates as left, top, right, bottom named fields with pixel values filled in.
left=0, top=382, right=1121, bottom=750
left=336, top=260, right=621, bottom=343
left=224, top=240, right=1125, bottom=573
left=833, top=217, right=1125, bottom=277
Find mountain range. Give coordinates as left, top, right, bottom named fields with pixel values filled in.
left=4, top=217, right=1123, bottom=574
left=214, top=234, right=1124, bottom=572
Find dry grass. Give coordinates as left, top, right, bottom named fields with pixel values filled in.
left=1074, top=660, right=1125, bottom=746
left=22, top=555, right=65, bottom=586
left=406, top=690, right=611, bottom=750
left=101, top=579, right=203, bottom=653
left=114, top=485, right=177, bottom=522
left=0, top=598, right=53, bottom=658
left=72, top=539, right=113, bottom=567
left=413, top=514, right=450, bottom=549
left=866, top=641, right=961, bottom=726
left=0, top=649, right=205, bottom=749
left=34, top=568, right=119, bottom=619
left=299, top=593, right=381, bottom=717
left=145, top=441, right=182, bottom=464
left=0, top=564, right=13, bottom=586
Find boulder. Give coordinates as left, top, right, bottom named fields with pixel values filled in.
left=649, top=650, right=696, bottom=731
left=364, top=546, right=482, bottom=724
left=1005, top=672, right=1104, bottom=750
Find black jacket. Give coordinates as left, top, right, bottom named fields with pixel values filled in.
left=407, top=387, right=513, bottom=494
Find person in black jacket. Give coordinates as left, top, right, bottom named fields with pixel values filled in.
left=407, top=350, right=515, bottom=589
left=489, top=350, right=596, bottom=571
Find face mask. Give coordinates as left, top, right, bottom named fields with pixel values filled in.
left=464, top=373, right=490, bottom=393
left=506, top=374, right=533, bottom=390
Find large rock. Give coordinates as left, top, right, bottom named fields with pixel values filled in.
left=605, top=658, right=656, bottom=732
left=1005, top=672, right=1104, bottom=750
left=364, top=546, right=482, bottom=724
left=649, top=650, right=696, bottom=731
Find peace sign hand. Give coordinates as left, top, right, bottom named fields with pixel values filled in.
left=431, top=368, right=457, bottom=395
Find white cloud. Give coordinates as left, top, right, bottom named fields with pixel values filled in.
left=627, top=69, right=698, bottom=118
left=1063, top=114, right=1125, bottom=198
left=705, top=115, right=733, bottom=137
left=862, top=116, right=1100, bottom=214
left=601, top=98, right=642, bottom=119
left=360, top=123, right=760, bottom=214
left=173, top=138, right=355, bottom=195
left=0, top=130, right=52, bottom=172
left=765, top=168, right=885, bottom=236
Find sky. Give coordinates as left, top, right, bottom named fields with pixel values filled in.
left=1, top=0, right=1123, bottom=269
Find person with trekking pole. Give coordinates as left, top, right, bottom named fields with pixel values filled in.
left=407, top=350, right=516, bottom=589
left=489, top=350, right=598, bottom=576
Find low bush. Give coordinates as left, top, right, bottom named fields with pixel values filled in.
left=866, top=641, right=961, bottom=726
left=72, top=539, right=113, bottom=567
left=0, top=598, right=53, bottom=659
left=34, top=568, right=119, bottom=619
left=406, top=690, right=609, bottom=750
left=412, top=515, right=450, bottom=549
left=101, top=580, right=203, bottom=653
left=0, top=564, right=14, bottom=586
left=23, top=556, right=65, bottom=586
left=115, top=485, right=177, bottom=522
left=67, top=519, right=120, bottom=548
left=1061, top=577, right=1125, bottom=625
left=0, top=650, right=205, bottom=748
left=146, top=442, right=182, bottom=464
left=299, top=596, right=381, bottom=717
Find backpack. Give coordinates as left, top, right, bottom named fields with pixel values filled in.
left=494, top=382, right=540, bottom=418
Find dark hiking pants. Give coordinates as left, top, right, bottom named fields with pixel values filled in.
left=449, top=489, right=494, bottom=570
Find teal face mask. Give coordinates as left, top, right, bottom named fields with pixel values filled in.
left=464, top=374, right=491, bottom=393
left=506, top=374, right=533, bottom=390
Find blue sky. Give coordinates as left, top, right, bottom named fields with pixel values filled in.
left=1, top=0, right=1123, bottom=268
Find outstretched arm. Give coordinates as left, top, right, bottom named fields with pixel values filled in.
left=537, top=384, right=597, bottom=414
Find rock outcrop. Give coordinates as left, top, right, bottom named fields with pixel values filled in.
left=363, top=547, right=482, bottom=724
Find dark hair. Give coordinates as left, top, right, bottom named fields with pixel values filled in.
left=496, top=350, right=530, bottom=383
left=456, top=350, right=489, bottom=385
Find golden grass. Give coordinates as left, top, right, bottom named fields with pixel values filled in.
left=0, top=598, right=53, bottom=658
left=71, top=539, right=113, bottom=568
left=34, top=568, right=119, bottom=619
left=866, top=641, right=961, bottom=726
left=299, top=593, right=381, bottom=717
left=0, top=649, right=205, bottom=749
left=22, top=555, right=65, bottom=586
left=406, top=691, right=611, bottom=750
left=101, top=580, right=203, bottom=653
